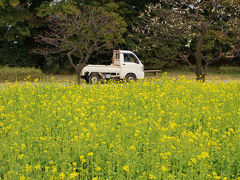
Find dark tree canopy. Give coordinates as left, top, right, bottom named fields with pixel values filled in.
left=0, top=0, right=240, bottom=74
left=0, top=0, right=54, bottom=41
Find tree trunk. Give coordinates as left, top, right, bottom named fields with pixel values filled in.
left=75, top=62, right=87, bottom=84
left=195, top=23, right=209, bottom=82
left=66, top=48, right=90, bottom=84
left=195, top=22, right=209, bottom=82
left=67, top=47, right=77, bottom=71
left=195, top=32, right=205, bottom=81
left=66, top=48, right=88, bottom=84
left=76, top=64, right=81, bottom=84
left=75, top=54, right=90, bottom=84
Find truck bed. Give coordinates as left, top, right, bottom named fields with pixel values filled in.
left=83, top=64, right=120, bottom=73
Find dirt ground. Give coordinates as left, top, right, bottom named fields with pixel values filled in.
left=47, top=71, right=240, bottom=83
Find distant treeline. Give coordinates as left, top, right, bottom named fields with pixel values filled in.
left=0, top=0, right=239, bottom=74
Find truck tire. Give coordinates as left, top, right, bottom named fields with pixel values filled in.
left=125, top=74, right=137, bottom=81
left=89, top=74, right=100, bottom=84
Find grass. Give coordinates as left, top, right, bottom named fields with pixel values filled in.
left=0, top=66, right=43, bottom=82
left=49, top=68, right=240, bottom=83
left=0, top=78, right=239, bottom=179
left=0, top=66, right=239, bottom=83
left=149, top=66, right=240, bottom=81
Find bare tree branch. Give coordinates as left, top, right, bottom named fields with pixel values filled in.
left=34, top=6, right=126, bottom=83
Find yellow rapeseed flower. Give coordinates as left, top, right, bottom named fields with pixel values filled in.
left=34, top=164, right=41, bottom=170
left=96, top=166, right=101, bottom=171
left=20, top=175, right=25, bottom=180
left=72, top=162, right=77, bottom=167
left=122, top=165, right=130, bottom=172
left=18, top=154, right=24, bottom=159
left=191, top=158, right=197, bottom=163
left=197, top=152, right=209, bottom=160
left=149, top=174, right=156, bottom=179
left=21, top=144, right=26, bottom=150
left=60, top=172, right=65, bottom=179
left=130, top=145, right=136, bottom=151
left=25, top=164, right=32, bottom=172
left=161, top=166, right=168, bottom=172
left=70, top=172, right=79, bottom=179
left=88, top=152, right=94, bottom=156
left=52, top=166, right=57, bottom=173
left=45, top=166, right=49, bottom=172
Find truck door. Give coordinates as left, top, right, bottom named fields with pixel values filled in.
left=121, top=53, right=144, bottom=79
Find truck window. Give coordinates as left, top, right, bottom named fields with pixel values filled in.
left=115, top=53, right=120, bottom=59
left=124, top=54, right=139, bottom=64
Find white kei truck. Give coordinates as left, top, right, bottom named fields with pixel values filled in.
left=81, top=50, right=144, bottom=83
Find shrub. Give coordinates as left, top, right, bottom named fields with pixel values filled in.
left=0, top=41, right=44, bottom=68
left=219, top=66, right=240, bottom=74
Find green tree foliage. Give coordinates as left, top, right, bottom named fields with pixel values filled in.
left=0, top=0, right=52, bottom=40
left=0, top=0, right=54, bottom=71
left=1, top=0, right=239, bottom=73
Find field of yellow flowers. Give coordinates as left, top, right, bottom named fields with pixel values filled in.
left=0, top=78, right=240, bottom=179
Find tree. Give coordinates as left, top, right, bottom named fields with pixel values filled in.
left=133, top=3, right=180, bottom=70
left=135, top=0, right=240, bottom=81
left=34, top=6, right=126, bottom=83
left=0, top=0, right=53, bottom=40
left=73, top=0, right=161, bottom=52
left=0, top=0, right=56, bottom=70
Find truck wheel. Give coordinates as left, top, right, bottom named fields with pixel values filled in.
left=89, top=74, right=100, bottom=84
left=125, top=74, right=137, bottom=81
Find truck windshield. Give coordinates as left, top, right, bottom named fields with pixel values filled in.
left=124, top=54, right=139, bottom=64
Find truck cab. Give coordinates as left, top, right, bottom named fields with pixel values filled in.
left=81, top=50, right=144, bottom=83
